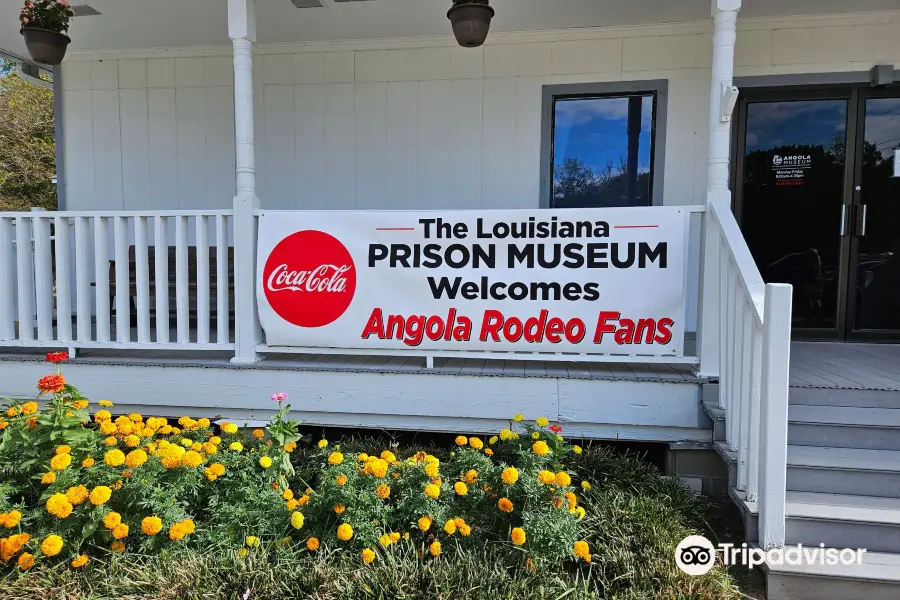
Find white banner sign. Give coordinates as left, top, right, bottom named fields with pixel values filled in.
left=257, top=207, right=688, bottom=356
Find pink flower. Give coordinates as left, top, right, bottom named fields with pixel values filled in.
left=22, top=16, right=29, bottom=23
left=271, top=392, right=288, bottom=403
left=549, top=425, right=563, bottom=434
left=27, top=2, right=34, bottom=7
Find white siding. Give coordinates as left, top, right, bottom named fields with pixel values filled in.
left=61, top=14, right=900, bottom=213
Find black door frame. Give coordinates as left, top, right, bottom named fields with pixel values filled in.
left=846, top=86, right=900, bottom=341
left=731, top=85, right=860, bottom=340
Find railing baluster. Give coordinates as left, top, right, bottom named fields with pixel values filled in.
left=74, top=217, right=92, bottom=342
left=32, top=216, right=54, bottom=341
left=723, top=263, right=734, bottom=442
left=717, top=233, right=728, bottom=410
left=15, top=217, right=35, bottom=342
left=736, top=301, right=752, bottom=492
left=134, top=217, right=151, bottom=343
left=0, top=218, right=15, bottom=340
left=216, top=215, right=228, bottom=346
left=728, top=267, right=741, bottom=448
left=196, top=216, right=210, bottom=344
left=54, top=216, right=73, bottom=344
left=175, top=216, right=189, bottom=344
left=747, top=321, right=763, bottom=502
left=114, top=216, right=131, bottom=343
left=93, top=216, right=111, bottom=343
left=154, top=216, right=169, bottom=343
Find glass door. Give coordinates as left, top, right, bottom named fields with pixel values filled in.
left=734, top=91, right=855, bottom=338
left=847, top=90, right=900, bottom=339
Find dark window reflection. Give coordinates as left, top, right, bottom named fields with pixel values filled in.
left=741, top=100, right=848, bottom=330
left=551, top=95, right=654, bottom=208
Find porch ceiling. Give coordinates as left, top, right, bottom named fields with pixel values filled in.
left=1, top=0, right=898, bottom=59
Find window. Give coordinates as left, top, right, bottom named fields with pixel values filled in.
left=540, top=81, right=667, bottom=208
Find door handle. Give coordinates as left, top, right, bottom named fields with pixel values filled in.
left=856, top=205, right=868, bottom=237
left=839, top=205, right=850, bottom=236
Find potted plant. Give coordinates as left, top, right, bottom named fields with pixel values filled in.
left=447, top=0, right=495, bottom=48
left=19, top=0, right=74, bottom=65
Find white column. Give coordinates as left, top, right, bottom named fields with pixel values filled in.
left=229, top=0, right=261, bottom=364
left=696, top=0, right=741, bottom=377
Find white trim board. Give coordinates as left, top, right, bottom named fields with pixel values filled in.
left=0, top=359, right=708, bottom=442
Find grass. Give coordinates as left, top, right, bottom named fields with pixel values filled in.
left=0, top=444, right=744, bottom=600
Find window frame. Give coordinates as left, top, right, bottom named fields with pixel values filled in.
left=539, top=80, right=668, bottom=208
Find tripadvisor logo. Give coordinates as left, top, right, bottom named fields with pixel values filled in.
left=675, top=535, right=716, bottom=576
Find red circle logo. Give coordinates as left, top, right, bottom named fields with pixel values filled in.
left=262, top=230, right=356, bottom=328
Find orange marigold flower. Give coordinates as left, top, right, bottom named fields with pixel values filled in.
left=17, top=552, right=35, bottom=570
left=111, top=541, right=125, bottom=553
left=252, top=429, right=265, bottom=440
left=497, top=497, right=514, bottom=513
left=37, top=374, right=66, bottom=394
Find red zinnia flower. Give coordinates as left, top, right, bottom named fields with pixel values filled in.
left=46, top=352, right=68, bottom=363
left=549, top=425, right=563, bottom=434
left=37, top=374, right=66, bottom=395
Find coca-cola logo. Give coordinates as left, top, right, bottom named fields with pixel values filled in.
left=262, top=230, right=356, bottom=328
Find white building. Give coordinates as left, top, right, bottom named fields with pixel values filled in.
left=2, top=1, right=900, bottom=596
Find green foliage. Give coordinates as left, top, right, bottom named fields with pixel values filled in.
left=0, top=59, right=57, bottom=212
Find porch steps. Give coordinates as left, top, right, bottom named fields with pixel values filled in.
left=765, top=549, right=900, bottom=600
left=788, top=405, right=900, bottom=450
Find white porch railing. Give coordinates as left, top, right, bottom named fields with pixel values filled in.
left=0, top=210, right=235, bottom=351
left=703, top=196, right=792, bottom=550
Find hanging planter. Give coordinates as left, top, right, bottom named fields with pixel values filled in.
left=447, top=0, right=494, bottom=49
left=19, top=0, right=74, bottom=66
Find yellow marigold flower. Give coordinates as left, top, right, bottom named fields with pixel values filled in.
left=122, top=435, right=139, bottom=448
left=111, top=541, right=125, bottom=553
left=5, top=407, right=16, bottom=418
left=128, top=413, right=143, bottom=423
left=291, top=511, right=305, bottom=530
left=94, top=409, right=112, bottom=422
left=112, top=523, right=129, bottom=539
left=105, top=436, right=117, bottom=446
left=429, top=540, right=441, bottom=557
left=327, top=452, right=344, bottom=466
left=183, top=520, right=196, bottom=535
left=168, top=523, right=187, bottom=541
left=41, top=534, right=63, bottom=556
left=511, top=527, right=526, bottom=546
left=104, top=512, right=122, bottom=529
left=464, top=469, right=478, bottom=484
left=465, top=437, right=482, bottom=451
left=141, top=516, right=163, bottom=536
left=454, top=482, right=468, bottom=496
left=191, top=442, right=203, bottom=452
left=531, top=431, right=541, bottom=440
left=210, top=463, right=225, bottom=476
left=125, top=449, right=148, bottom=468
left=459, top=523, right=471, bottom=536
left=81, top=457, right=95, bottom=468
left=282, top=489, right=294, bottom=501
left=55, top=445, right=72, bottom=455
left=489, top=436, right=498, bottom=445
left=498, top=497, right=514, bottom=513
left=380, top=450, right=397, bottom=463
left=2, top=510, right=21, bottom=528
left=221, top=423, right=238, bottom=435
left=46, top=493, right=73, bottom=518
left=89, top=485, right=112, bottom=506
left=366, top=458, right=388, bottom=478
left=576, top=506, right=586, bottom=520
left=252, top=429, right=264, bottom=440
left=41, top=471, right=56, bottom=484
left=71, top=554, right=89, bottom=568
left=417, top=515, right=433, bottom=531
left=105, top=449, right=126, bottom=467
left=306, top=537, right=319, bottom=551
left=537, top=470, right=555, bottom=485
left=424, top=462, right=440, bottom=478
left=565, top=491, right=577, bottom=509
left=115, top=417, right=133, bottom=436
left=443, top=519, right=457, bottom=535
left=180, top=450, right=203, bottom=468
left=238, top=548, right=248, bottom=558
left=532, top=441, right=550, bottom=456
left=499, top=428, right=513, bottom=441
left=99, top=421, right=117, bottom=435
left=454, top=436, right=468, bottom=446
left=258, top=456, right=273, bottom=469
left=72, top=400, right=88, bottom=410
left=284, top=441, right=296, bottom=453
left=424, top=484, right=440, bottom=499
left=198, top=418, right=210, bottom=428
left=64, top=485, right=88, bottom=506
left=229, top=442, right=243, bottom=453
left=501, top=467, right=519, bottom=484
left=17, top=552, right=35, bottom=570
left=376, top=484, right=391, bottom=499
left=556, top=471, right=572, bottom=486
left=180, top=438, right=193, bottom=448
left=361, top=548, right=375, bottom=564
left=574, top=540, right=591, bottom=562
left=337, top=523, right=353, bottom=541
left=97, top=400, right=113, bottom=407
left=485, top=448, right=494, bottom=456
left=335, top=474, right=348, bottom=486
left=317, top=439, right=328, bottom=449
left=210, top=435, right=221, bottom=445
left=245, top=535, right=260, bottom=547
left=50, top=453, right=72, bottom=471
left=536, top=417, right=549, bottom=427
left=21, top=402, right=37, bottom=416
left=379, top=534, right=392, bottom=547
left=513, top=413, right=524, bottom=422
left=298, top=495, right=309, bottom=506
left=286, top=499, right=298, bottom=510
left=333, top=504, right=345, bottom=514
left=389, top=532, right=401, bottom=543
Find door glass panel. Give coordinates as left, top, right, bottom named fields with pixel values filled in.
left=551, top=95, right=655, bottom=208
left=741, top=99, right=848, bottom=330
left=854, top=97, right=900, bottom=332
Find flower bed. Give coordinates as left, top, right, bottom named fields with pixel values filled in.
left=0, top=354, right=596, bottom=571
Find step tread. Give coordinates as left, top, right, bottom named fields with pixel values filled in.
left=786, top=492, right=900, bottom=525
left=788, top=446, right=900, bottom=473
left=789, top=405, right=900, bottom=428
left=766, top=549, right=900, bottom=582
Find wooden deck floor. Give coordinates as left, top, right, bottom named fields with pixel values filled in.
left=790, top=342, right=900, bottom=392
